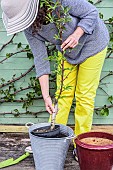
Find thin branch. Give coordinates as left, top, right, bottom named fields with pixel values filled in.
left=13, top=86, right=31, bottom=95
left=0, top=96, right=43, bottom=103
left=0, top=87, right=32, bottom=100
left=94, top=0, right=103, bottom=5
left=100, top=71, right=113, bottom=82
left=0, top=49, right=30, bottom=64
left=104, top=21, right=113, bottom=25
left=0, top=34, right=16, bottom=52
left=95, top=104, right=113, bottom=111
left=106, top=51, right=113, bottom=58
left=0, top=110, right=47, bottom=115
left=0, top=65, right=35, bottom=88
left=98, top=86, right=109, bottom=96
left=56, top=60, right=65, bottom=101
left=63, top=66, right=77, bottom=82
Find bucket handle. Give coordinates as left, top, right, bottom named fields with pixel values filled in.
left=25, top=122, right=34, bottom=129
left=64, top=135, right=76, bottom=141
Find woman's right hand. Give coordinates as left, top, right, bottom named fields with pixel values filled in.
left=44, top=96, right=55, bottom=114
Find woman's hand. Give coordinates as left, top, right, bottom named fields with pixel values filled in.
left=61, top=34, right=79, bottom=51
left=44, top=96, right=55, bottom=114
left=61, top=26, right=84, bottom=51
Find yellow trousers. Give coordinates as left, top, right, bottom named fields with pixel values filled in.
left=51, top=47, right=107, bottom=136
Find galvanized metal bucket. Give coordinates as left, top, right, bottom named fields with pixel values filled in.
left=29, top=123, right=74, bottom=170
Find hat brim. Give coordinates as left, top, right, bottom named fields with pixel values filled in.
left=2, top=0, right=39, bottom=36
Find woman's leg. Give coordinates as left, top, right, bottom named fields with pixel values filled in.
left=55, top=60, right=78, bottom=125
left=74, top=47, right=107, bottom=136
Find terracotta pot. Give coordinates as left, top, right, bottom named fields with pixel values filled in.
left=75, top=132, right=113, bottom=170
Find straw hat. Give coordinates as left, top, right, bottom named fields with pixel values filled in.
left=1, top=0, right=39, bottom=35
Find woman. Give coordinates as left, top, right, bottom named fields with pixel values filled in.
left=1, top=0, right=109, bottom=159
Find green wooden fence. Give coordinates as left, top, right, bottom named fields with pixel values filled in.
left=0, top=0, right=113, bottom=125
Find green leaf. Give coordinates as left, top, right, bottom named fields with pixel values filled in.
left=6, top=53, right=11, bottom=58
left=108, top=96, right=113, bottom=104
left=100, top=106, right=109, bottom=116
left=25, top=45, right=30, bottom=50
left=88, top=0, right=94, bottom=4
left=17, top=42, right=22, bottom=48
left=14, top=109, right=19, bottom=113
left=99, top=13, right=104, bottom=19
left=27, top=52, right=34, bottom=59
left=1, top=78, right=5, bottom=82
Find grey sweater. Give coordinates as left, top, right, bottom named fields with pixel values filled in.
left=24, top=0, right=109, bottom=78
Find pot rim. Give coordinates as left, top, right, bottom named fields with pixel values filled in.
left=32, top=125, right=60, bottom=135
left=75, top=131, right=113, bottom=150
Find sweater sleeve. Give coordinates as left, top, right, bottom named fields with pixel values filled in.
left=24, top=29, right=51, bottom=78
left=63, top=0, right=98, bottom=34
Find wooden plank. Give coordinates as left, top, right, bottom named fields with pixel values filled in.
left=0, top=105, right=45, bottom=112
left=97, top=86, right=113, bottom=95
left=0, top=52, right=28, bottom=58
left=0, top=70, right=35, bottom=81
left=0, top=32, right=28, bottom=44
left=95, top=95, right=110, bottom=106
left=97, top=8, right=113, bottom=19
left=95, top=94, right=112, bottom=106
left=0, top=111, right=48, bottom=118
left=0, top=60, right=33, bottom=70
left=100, top=71, right=113, bottom=83
left=92, top=118, right=113, bottom=125
left=1, top=55, right=32, bottom=63
left=91, top=125, right=113, bottom=134
left=97, top=84, right=113, bottom=95
left=1, top=167, right=35, bottom=170
left=0, top=117, right=48, bottom=125
left=68, top=111, right=113, bottom=124
left=102, top=59, right=113, bottom=71
left=0, top=99, right=44, bottom=107
left=0, top=125, right=113, bottom=133
left=95, top=0, right=113, bottom=8
left=68, top=118, right=113, bottom=125
left=0, top=115, right=112, bottom=125
left=0, top=125, right=28, bottom=133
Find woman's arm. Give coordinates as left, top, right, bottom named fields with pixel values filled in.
left=39, top=75, right=49, bottom=100
left=24, top=29, right=51, bottom=78
left=63, top=0, right=98, bottom=34
left=24, top=29, right=54, bottom=114
left=61, top=0, right=98, bottom=51
left=39, top=75, right=55, bottom=114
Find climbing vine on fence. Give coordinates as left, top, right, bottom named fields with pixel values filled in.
left=0, top=0, right=113, bottom=118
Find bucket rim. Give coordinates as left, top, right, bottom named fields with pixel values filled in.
left=75, top=131, right=113, bottom=150
left=29, top=123, right=74, bottom=140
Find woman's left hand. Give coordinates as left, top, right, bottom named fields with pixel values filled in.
left=61, top=33, right=79, bottom=51
left=61, top=27, right=84, bottom=51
